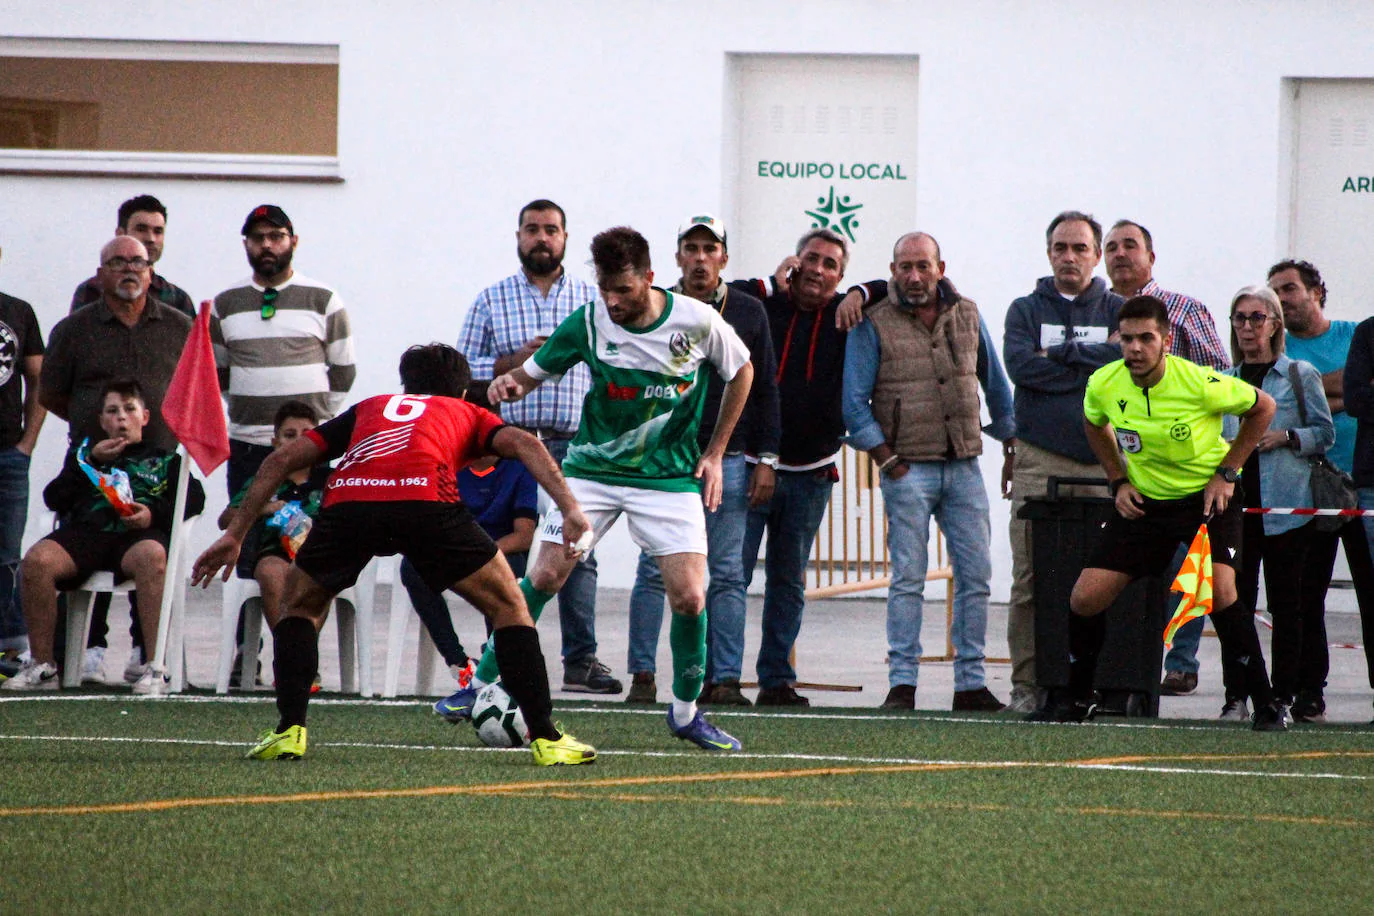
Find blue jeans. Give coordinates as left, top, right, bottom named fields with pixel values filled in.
left=0, top=447, right=31, bottom=643
left=743, top=468, right=834, bottom=689
left=1162, top=543, right=1201, bottom=674
left=627, top=454, right=750, bottom=680
left=880, top=458, right=992, bottom=691
left=542, top=437, right=598, bottom=664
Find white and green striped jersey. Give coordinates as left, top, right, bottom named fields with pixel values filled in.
left=524, top=290, right=750, bottom=492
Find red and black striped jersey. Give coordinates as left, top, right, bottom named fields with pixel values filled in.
left=306, top=394, right=505, bottom=507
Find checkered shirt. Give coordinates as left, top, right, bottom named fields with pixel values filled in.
left=457, top=269, right=596, bottom=434
left=1141, top=279, right=1230, bottom=371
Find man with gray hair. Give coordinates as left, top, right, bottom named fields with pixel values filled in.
left=727, top=228, right=850, bottom=706
left=842, top=232, right=1014, bottom=711
left=1003, top=211, right=1123, bottom=714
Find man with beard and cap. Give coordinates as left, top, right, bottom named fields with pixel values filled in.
left=841, top=232, right=1014, bottom=712
left=454, top=199, right=620, bottom=700
left=211, top=205, right=355, bottom=686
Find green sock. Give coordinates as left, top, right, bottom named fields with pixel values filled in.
left=474, top=577, right=554, bottom=684
left=669, top=612, right=707, bottom=702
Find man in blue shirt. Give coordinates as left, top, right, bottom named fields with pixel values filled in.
left=842, top=232, right=1015, bottom=711
left=456, top=199, right=618, bottom=694
left=1269, top=259, right=1374, bottom=722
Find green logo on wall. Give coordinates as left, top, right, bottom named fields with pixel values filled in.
left=806, top=186, right=864, bottom=242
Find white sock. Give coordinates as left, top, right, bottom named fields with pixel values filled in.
left=670, top=698, right=697, bottom=728
left=471, top=675, right=489, bottom=691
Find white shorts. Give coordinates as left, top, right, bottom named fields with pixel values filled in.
left=538, top=478, right=707, bottom=557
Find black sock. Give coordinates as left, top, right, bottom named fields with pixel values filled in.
left=1211, top=600, right=1274, bottom=708
left=493, top=625, right=558, bottom=741
left=1067, top=612, right=1105, bottom=702
left=273, top=616, right=318, bottom=732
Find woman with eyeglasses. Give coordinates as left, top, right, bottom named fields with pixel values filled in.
left=1222, top=285, right=1334, bottom=721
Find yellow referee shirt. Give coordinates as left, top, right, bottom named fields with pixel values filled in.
left=1083, top=355, right=1258, bottom=500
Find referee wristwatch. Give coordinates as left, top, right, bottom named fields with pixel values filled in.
left=1215, top=466, right=1240, bottom=484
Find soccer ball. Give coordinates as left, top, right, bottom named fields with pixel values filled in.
left=470, top=682, right=529, bottom=748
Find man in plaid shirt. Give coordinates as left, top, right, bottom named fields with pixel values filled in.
left=1104, top=218, right=1229, bottom=697
left=455, top=199, right=621, bottom=694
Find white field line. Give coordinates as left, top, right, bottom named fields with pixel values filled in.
left=0, top=732, right=1369, bottom=782
left=3, top=693, right=1372, bottom=736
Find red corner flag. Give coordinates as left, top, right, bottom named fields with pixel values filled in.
left=163, top=300, right=230, bottom=475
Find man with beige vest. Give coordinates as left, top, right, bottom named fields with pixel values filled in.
left=841, top=232, right=1015, bottom=711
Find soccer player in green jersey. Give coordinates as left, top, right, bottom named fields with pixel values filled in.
left=1030, top=295, right=1290, bottom=730
left=483, top=226, right=755, bottom=751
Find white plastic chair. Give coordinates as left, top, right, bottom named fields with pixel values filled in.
left=381, top=555, right=446, bottom=697
left=215, top=557, right=379, bottom=696
left=61, top=516, right=198, bottom=690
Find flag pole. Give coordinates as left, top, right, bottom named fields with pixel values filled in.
left=150, top=444, right=192, bottom=681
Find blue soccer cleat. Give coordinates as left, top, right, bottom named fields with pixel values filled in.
left=668, top=708, right=742, bottom=751
left=433, top=685, right=478, bottom=723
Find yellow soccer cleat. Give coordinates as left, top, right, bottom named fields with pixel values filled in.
left=246, top=724, right=308, bottom=760
left=529, top=730, right=597, bottom=766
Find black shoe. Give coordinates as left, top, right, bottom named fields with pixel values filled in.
left=703, top=679, right=752, bottom=707
left=1252, top=701, right=1290, bottom=732
left=756, top=685, right=810, bottom=707
left=881, top=684, right=916, bottom=710
left=952, top=687, right=1006, bottom=712
left=1025, top=696, right=1097, bottom=723
left=1159, top=670, right=1198, bottom=696
left=563, top=656, right=623, bottom=695
left=625, top=672, right=656, bottom=704
left=1291, top=692, right=1326, bottom=723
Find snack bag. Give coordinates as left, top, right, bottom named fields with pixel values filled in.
left=268, top=501, right=313, bottom=559
left=74, top=438, right=138, bottom=518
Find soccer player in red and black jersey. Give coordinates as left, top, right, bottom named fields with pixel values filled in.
left=193, top=343, right=596, bottom=765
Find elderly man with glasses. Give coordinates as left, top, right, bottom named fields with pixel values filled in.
left=210, top=205, right=356, bottom=688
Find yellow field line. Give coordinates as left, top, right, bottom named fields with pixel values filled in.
left=1076, top=750, right=1374, bottom=765
left=3, top=751, right=1369, bottom=819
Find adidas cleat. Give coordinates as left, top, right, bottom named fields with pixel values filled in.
left=433, top=685, right=478, bottom=723
left=668, top=709, right=742, bottom=751
left=246, top=725, right=307, bottom=760
left=530, top=731, right=597, bottom=766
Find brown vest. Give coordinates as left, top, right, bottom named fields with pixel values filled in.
left=868, top=292, right=984, bottom=461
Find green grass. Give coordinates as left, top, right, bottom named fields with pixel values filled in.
left=3, top=695, right=1372, bottom=914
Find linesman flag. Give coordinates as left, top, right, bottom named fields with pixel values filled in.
left=162, top=300, right=230, bottom=475
left=1164, top=523, right=1213, bottom=649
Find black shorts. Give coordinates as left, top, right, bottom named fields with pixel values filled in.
left=44, top=525, right=169, bottom=588
left=1085, top=487, right=1244, bottom=579
left=293, top=501, right=498, bottom=596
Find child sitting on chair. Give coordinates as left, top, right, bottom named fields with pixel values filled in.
left=2, top=379, right=204, bottom=694
left=218, top=401, right=328, bottom=686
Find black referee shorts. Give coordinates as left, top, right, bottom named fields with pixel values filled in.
left=293, top=501, right=499, bottom=596
left=1085, top=486, right=1245, bottom=579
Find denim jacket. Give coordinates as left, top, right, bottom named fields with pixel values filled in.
left=1223, top=355, right=1335, bottom=535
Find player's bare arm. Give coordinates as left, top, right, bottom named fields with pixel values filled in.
left=192, top=436, right=325, bottom=586
left=696, top=361, right=754, bottom=512
left=1084, top=416, right=1143, bottom=520
left=1206, top=389, right=1276, bottom=515
left=488, top=366, right=542, bottom=404
left=489, top=425, right=590, bottom=555
left=493, top=336, right=548, bottom=376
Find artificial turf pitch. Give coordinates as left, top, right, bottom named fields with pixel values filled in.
left=2, top=694, right=1371, bottom=914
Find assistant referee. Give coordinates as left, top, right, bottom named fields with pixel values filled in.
left=1029, top=295, right=1289, bottom=731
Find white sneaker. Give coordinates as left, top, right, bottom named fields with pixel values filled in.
left=132, top=664, right=170, bottom=696
left=1219, top=698, right=1250, bottom=721
left=82, top=646, right=106, bottom=684
left=124, top=649, right=149, bottom=684
left=1006, top=685, right=1042, bottom=714
left=2, top=659, right=59, bottom=691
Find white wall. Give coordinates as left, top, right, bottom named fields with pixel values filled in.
left=2, top=0, right=1372, bottom=598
